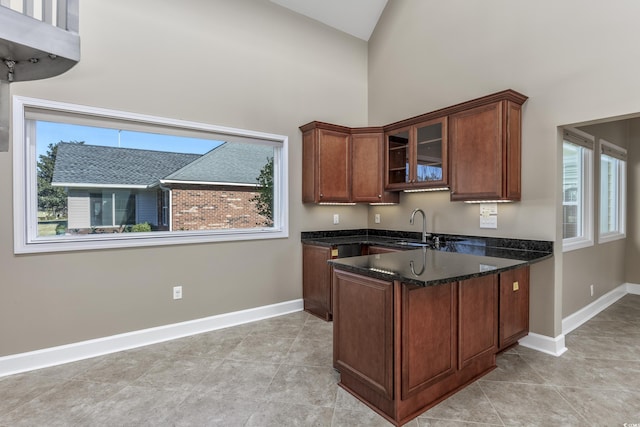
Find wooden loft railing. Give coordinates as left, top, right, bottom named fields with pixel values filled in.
left=0, top=0, right=80, bottom=151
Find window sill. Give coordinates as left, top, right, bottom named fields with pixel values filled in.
left=15, top=228, right=288, bottom=254
left=562, top=237, right=594, bottom=252
left=598, top=232, right=626, bottom=244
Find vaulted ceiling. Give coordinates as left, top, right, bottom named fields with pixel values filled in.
left=269, top=0, right=388, bottom=41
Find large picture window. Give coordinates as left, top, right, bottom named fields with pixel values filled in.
left=562, top=129, right=594, bottom=251
left=13, top=96, right=289, bottom=253
left=598, top=139, right=626, bottom=242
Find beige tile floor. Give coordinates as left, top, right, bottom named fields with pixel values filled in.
left=1, top=294, right=639, bottom=426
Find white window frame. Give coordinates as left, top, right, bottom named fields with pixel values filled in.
left=13, top=96, right=289, bottom=254
left=562, top=128, right=594, bottom=252
left=598, top=139, right=626, bottom=244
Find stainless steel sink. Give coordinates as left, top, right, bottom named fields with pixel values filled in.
left=394, top=240, right=432, bottom=248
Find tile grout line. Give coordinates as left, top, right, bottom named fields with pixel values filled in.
left=476, top=380, right=507, bottom=427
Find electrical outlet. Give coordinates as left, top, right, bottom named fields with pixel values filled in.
left=374, top=213, right=381, bottom=224
left=173, top=285, right=183, bottom=300
left=333, top=214, right=339, bottom=225
left=590, top=284, right=594, bottom=297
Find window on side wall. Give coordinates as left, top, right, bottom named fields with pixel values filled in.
left=13, top=96, right=289, bottom=254
left=562, top=128, right=594, bottom=252
left=598, top=139, right=626, bottom=243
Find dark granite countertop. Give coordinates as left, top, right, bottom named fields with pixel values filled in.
left=302, top=229, right=553, bottom=287
left=329, top=248, right=533, bottom=287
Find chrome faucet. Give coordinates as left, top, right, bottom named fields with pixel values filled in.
left=410, top=208, right=430, bottom=243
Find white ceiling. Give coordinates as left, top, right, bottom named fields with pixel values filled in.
left=269, top=0, right=388, bottom=41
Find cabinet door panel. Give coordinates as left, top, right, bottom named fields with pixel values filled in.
left=450, top=102, right=503, bottom=200
left=352, top=133, right=381, bottom=201
left=386, top=128, right=411, bottom=188
left=415, top=118, right=447, bottom=187
left=318, top=129, right=351, bottom=202
left=458, top=275, right=498, bottom=369
left=333, top=270, right=394, bottom=399
left=506, top=101, right=522, bottom=200
left=499, top=266, right=530, bottom=349
left=401, top=282, right=457, bottom=399
left=302, top=244, right=332, bottom=320
left=301, top=130, right=317, bottom=203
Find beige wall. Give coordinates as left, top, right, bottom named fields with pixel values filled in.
left=367, top=0, right=640, bottom=337
left=625, top=119, right=640, bottom=283
left=5, top=0, right=640, bottom=357
left=0, top=0, right=370, bottom=356
left=560, top=121, right=630, bottom=316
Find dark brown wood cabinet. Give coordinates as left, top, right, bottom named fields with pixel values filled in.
left=498, top=266, right=530, bottom=350
left=302, top=244, right=334, bottom=320
left=449, top=91, right=527, bottom=201
left=352, top=130, right=399, bottom=204
left=301, top=123, right=398, bottom=204
left=458, top=274, right=498, bottom=369
left=385, top=117, right=448, bottom=191
left=301, top=122, right=351, bottom=203
left=401, top=282, right=457, bottom=399
left=302, top=89, right=527, bottom=203
left=333, top=265, right=528, bottom=426
left=333, top=270, right=394, bottom=399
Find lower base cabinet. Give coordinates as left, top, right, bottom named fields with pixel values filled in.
left=302, top=244, right=333, bottom=321
left=498, top=265, right=530, bottom=350
left=333, top=266, right=529, bottom=426
left=302, top=243, right=406, bottom=321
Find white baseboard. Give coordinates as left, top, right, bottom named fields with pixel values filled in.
left=0, top=299, right=303, bottom=379
left=519, top=282, right=640, bottom=357
left=518, top=332, right=567, bottom=356
left=627, top=282, right=640, bottom=295
left=562, top=283, right=631, bottom=335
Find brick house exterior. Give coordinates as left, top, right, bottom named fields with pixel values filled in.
left=53, top=142, right=273, bottom=233
left=170, top=184, right=268, bottom=230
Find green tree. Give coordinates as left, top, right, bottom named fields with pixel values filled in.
left=251, top=156, right=274, bottom=226
left=37, top=141, right=83, bottom=218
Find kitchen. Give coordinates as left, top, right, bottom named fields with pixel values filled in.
left=1, top=0, right=639, bottom=425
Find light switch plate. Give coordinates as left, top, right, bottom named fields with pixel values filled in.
left=479, top=203, right=498, bottom=229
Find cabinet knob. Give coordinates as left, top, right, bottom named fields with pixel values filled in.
left=378, top=194, right=382, bottom=198
left=320, top=193, right=324, bottom=198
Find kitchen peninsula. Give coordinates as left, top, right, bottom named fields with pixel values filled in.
left=302, top=230, right=552, bottom=426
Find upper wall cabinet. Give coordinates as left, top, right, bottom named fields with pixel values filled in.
left=449, top=91, right=528, bottom=202
left=301, top=122, right=398, bottom=204
left=301, top=89, right=527, bottom=204
left=301, top=122, right=352, bottom=203
left=385, top=117, right=448, bottom=191
left=352, top=129, right=399, bottom=204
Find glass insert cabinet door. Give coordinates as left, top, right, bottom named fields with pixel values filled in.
left=385, top=117, right=447, bottom=190
left=387, top=128, right=410, bottom=187
left=416, top=121, right=444, bottom=183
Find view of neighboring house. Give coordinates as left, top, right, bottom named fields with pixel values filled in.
left=51, top=142, right=273, bottom=232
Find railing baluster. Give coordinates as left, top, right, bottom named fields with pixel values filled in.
left=22, top=0, right=33, bottom=17
left=55, top=0, right=66, bottom=29
left=65, top=0, right=78, bottom=32
left=42, top=0, right=52, bottom=24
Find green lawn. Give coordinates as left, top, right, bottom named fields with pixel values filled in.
left=38, top=220, right=68, bottom=236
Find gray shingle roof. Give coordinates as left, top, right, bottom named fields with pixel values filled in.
left=51, top=142, right=273, bottom=187
left=164, top=142, right=273, bottom=185
left=52, top=143, right=201, bottom=187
